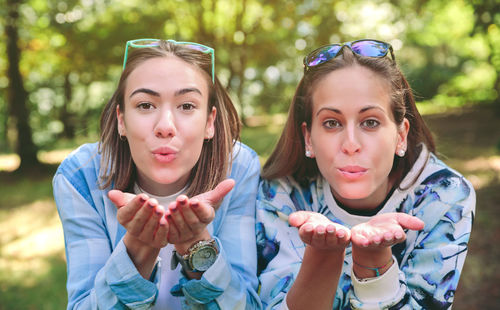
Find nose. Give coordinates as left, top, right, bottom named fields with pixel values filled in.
left=154, top=108, right=176, bottom=138
left=341, top=124, right=361, bottom=155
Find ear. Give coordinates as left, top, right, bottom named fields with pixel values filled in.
left=205, top=106, right=217, bottom=139
left=116, top=106, right=126, bottom=137
left=396, top=118, right=410, bottom=152
left=301, top=122, right=315, bottom=158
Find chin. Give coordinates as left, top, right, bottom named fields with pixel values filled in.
left=333, top=185, right=373, bottom=201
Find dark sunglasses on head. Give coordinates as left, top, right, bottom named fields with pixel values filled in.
left=303, top=39, right=395, bottom=70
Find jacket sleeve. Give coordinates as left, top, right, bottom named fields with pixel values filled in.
left=170, top=143, right=262, bottom=310
left=53, top=148, right=160, bottom=310
left=349, top=169, right=476, bottom=309
left=256, top=178, right=309, bottom=310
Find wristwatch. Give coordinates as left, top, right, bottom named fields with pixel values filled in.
left=171, top=239, right=219, bottom=272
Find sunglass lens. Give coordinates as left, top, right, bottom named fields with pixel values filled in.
left=184, top=44, right=210, bottom=52
left=132, top=39, right=160, bottom=47
left=351, top=41, right=389, bottom=57
left=306, top=45, right=342, bottom=67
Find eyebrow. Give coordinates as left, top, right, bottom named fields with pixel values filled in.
left=129, top=88, right=160, bottom=98
left=316, top=105, right=385, bottom=116
left=129, top=87, right=203, bottom=99
left=174, top=87, right=202, bottom=96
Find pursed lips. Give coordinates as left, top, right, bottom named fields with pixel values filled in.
left=337, top=165, right=368, bottom=180
left=152, top=146, right=178, bottom=163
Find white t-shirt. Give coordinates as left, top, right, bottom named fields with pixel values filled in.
left=134, top=183, right=186, bottom=310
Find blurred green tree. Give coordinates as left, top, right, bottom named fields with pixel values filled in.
left=0, top=0, right=498, bottom=167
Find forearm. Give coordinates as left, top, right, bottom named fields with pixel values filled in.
left=123, top=232, right=161, bottom=280
left=286, top=246, right=345, bottom=310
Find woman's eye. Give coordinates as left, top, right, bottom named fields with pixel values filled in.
left=323, top=119, right=341, bottom=129
left=180, top=103, right=195, bottom=111
left=137, top=102, right=155, bottom=110
left=361, top=119, right=380, bottom=128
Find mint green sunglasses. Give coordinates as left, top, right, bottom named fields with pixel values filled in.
left=122, top=39, right=215, bottom=83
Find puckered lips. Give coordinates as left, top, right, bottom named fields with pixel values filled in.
left=152, top=146, right=177, bottom=163
left=337, top=165, right=368, bottom=180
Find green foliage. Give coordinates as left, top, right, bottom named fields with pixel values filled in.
left=0, top=0, right=498, bottom=152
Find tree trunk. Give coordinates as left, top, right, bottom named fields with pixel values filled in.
left=60, top=73, right=76, bottom=139
left=5, top=0, right=40, bottom=170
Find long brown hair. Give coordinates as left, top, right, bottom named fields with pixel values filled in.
left=262, top=48, right=435, bottom=188
left=99, top=40, right=240, bottom=196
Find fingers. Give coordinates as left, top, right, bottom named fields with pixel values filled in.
left=152, top=220, right=169, bottom=247
left=288, top=211, right=311, bottom=228
left=298, top=223, right=350, bottom=250
left=139, top=204, right=165, bottom=242
left=396, top=213, right=425, bottom=231
left=127, top=198, right=158, bottom=236
left=166, top=195, right=215, bottom=244
left=108, top=190, right=137, bottom=208
left=195, top=179, right=235, bottom=207
left=116, top=194, right=148, bottom=223
left=351, top=225, right=405, bottom=248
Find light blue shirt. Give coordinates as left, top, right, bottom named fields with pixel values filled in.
left=53, top=142, right=262, bottom=310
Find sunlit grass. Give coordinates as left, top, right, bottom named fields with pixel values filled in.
left=0, top=149, right=75, bottom=172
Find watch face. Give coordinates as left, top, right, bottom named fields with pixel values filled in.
left=191, top=246, right=217, bottom=271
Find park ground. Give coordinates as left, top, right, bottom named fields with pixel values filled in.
left=0, top=104, right=499, bottom=309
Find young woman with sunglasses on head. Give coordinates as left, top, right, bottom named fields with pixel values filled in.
left=53, top=40, right=261, bottom=309
left=256, top=39, right=475, bottom=309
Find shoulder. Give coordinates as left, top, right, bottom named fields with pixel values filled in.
left=56, top=142, right=101, bottom=175
left=417, top=153, right=475, bottom=205
left=258, top=176, right=319, bottom=211
left=53, top=142, right=103, bottom=204
left=232, top=141, right=258, bottom=162
left=229, top=141, right=260, bottom=178
left=399, top=152, right=476, bottom=227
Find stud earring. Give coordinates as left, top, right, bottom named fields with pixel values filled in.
left=397, top=149, right=405, bottom=157
left=305, top=150, right=311, bottom=158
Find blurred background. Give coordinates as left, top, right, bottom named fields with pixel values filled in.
left=0, top=0, right=499, bottom=308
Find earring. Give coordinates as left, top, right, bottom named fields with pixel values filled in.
left=397, top=149, right=405, bottom=157
left=305, top=150, right=311, bottom=158
left=119, top=133, right=126, bottom=141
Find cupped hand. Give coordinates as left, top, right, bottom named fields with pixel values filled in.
left=350, top=212, right=424, bottom=249
left=166, top=179, right=235, bottom=246
left=289, top=211, right=351, bottom=251
left=108, top=189, right=169, bottom=248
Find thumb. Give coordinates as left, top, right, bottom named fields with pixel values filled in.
left=396, top=213, right=425, bottom=231
left=108, top=189, right=136, bottom=208
left=198, top=179, right=235, bottom=205
left=288, top=211, right=311, bottom=228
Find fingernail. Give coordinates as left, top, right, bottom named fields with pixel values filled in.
left=171, top=206, right=178, bottom=212
left=337, top=230, right=345, bottom=238
left=326, top=225, right=335, bottom=234
left=191, top=201, right=199, bottom=208
left=139, top=196, right=146, bottom=204
left=179, top=197, right=187, bottom=205
left=148, top=201, right=155, bottom=208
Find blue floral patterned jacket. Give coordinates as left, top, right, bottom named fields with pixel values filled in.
left=256, top=146, right=475, bottom=309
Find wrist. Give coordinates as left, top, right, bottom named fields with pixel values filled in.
left=123, top=233, right=160, bottom=278
left=174, top=229, right=212, bottom=254
left=352, top=246, right=393, bottom=278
